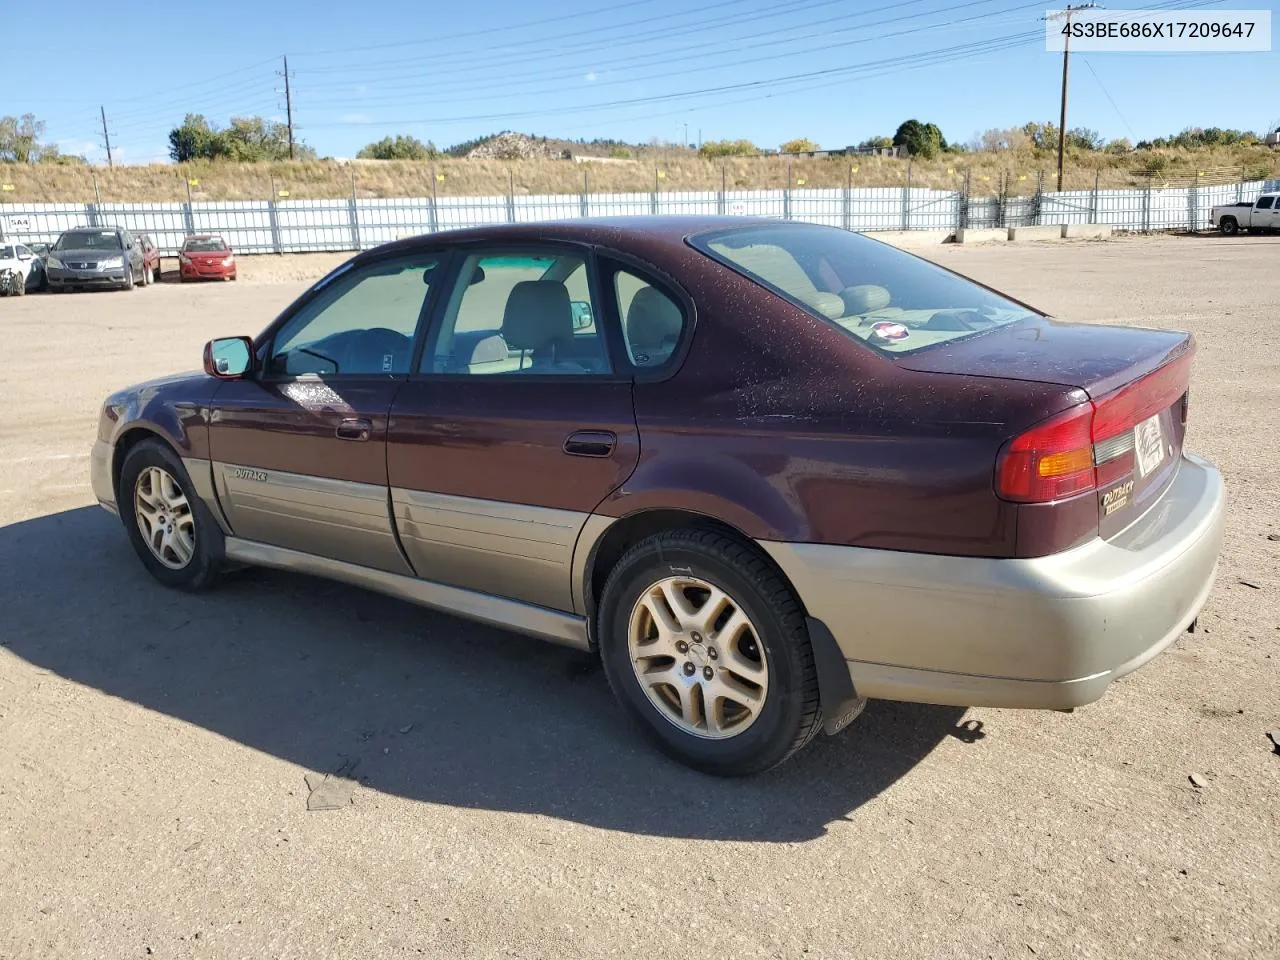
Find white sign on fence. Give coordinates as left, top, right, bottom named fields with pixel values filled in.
left=4, top=216, right=31, bottom=232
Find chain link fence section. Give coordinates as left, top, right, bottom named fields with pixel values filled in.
left=2, top=178, right=1278, bottom=253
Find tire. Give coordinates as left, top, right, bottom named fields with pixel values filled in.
left=14, top=273, right=26, bottom=296
left=118, top=439, right=223, bottom=590
left=123, top=265, right=135, bottom=291
left=1220, top=217, right=1239, bottom=236
left=139, top=262, right=150, bottom=286
left=597, top=528, right=822, bottom=776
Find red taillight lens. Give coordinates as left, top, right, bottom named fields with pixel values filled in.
left=996, top=402, right=1095, bottom=502
left=996, top=353, right=1193, bottom=504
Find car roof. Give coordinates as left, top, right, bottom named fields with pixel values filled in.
left=371, top=215, right=799, bottom=256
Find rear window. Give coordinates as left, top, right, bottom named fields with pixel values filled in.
left=0, top=246, right=13, bottom=260
left=691, top=223, right=1036, bottom=354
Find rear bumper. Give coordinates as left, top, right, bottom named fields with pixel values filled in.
left=761, top=454, right=1225, bottom=710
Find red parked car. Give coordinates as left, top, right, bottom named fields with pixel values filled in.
left=88, top=218, right=1225, bottom=776
left=179, top=235, right=237, bottom=281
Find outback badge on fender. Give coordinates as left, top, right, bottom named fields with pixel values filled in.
left=232, top=467, right=268, bottom=482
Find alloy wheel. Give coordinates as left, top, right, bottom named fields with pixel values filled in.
left=626, top=575, right=770, bottom=739
left=133, top=466, right=196, bottom=569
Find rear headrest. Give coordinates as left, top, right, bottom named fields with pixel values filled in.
left=626, top=287, right=683, bottom=350
left=797, top=290, right=845, bottom=320
left=502, top=281, right=573, bottom=352
left=841, top=284, right=891, bottom=314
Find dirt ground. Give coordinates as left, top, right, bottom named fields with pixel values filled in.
left=1, top=234, right=1277, bottom=960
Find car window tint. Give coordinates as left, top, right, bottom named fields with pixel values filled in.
left=614, top=268, right=687, bottom=370
left=695, top=223, right=1037, bottom=355
left=0, top=246, right=14, bottom=259
left=424, top=251, right=610, bottom=376
left=270, top=255, right=441, bottom=376
left=1257, top=196, right=1275, bottom=209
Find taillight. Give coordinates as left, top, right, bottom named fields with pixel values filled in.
left=996, top=353, right=1192, bottom=504
left=996, top=402, right=1095, bottom=502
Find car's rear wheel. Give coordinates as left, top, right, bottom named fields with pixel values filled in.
left=139, top=262, right=150, bottom=286
left=123, top=266, right=135, bottom=291
left=1220, top=216, right=1239, bottom=236
left=119, top=440, right=222, bottom=590
left=597, top=528, right=821, bottom=776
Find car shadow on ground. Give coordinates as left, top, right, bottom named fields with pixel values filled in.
left=1, top=507, right=975, bottom=842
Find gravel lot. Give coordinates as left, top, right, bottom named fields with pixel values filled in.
left=1, top=235, right=1277, bottom=960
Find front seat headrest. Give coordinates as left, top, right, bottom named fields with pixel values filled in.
left=626, top=287, right=683, bottom=351
left=502, top=281, right=573, bottom=353
left=841, top=284, right=892, bottom=314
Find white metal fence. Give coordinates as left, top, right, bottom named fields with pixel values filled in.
left=2, top=178, right=1276, bottom=255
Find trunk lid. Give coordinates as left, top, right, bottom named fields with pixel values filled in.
left=899, top=315, right=1194, bottom=537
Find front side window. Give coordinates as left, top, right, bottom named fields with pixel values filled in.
left=423, top=250, right=610, bottom=376
left=268, top=255, right=441, bottom=376
left=1257, top=196, right=1275, bottom=209
left=691, top=223, right=1036, bottom=355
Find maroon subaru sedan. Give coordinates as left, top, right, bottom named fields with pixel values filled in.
left=89, top=218, right=1225, bottom=776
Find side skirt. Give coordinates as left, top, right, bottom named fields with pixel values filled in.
left=224, top=537, right=591, bottom=651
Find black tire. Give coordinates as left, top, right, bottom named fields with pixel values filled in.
left=1220, top=217, right=1239, bottom=236
left=13, top=273, right=26, bottom=296
left=118, top=439, right=223, bottom=590
left=123, top=266, right=135, bottom=291
left=140, top=262, right=150, bottom=286
left=597, top=528, right=822, bottom=776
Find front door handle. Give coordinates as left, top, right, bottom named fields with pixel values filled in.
left=563, top=430, right=616, bottom=458
left=336, top=417, right=373, bottom=442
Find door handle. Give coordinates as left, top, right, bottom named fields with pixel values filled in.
left=336, top=417, right=373, bottom=442
left=563, top=430, right=616, bottom=458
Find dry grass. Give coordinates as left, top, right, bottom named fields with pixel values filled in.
left=2, top=145, right=1276, bottom=203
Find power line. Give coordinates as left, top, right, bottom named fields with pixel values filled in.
left=1080, top=56, right=1135, bottom=139
left=303, top=0, right=1023, bottom=102
left=308, top=0, right=1041, bottom=111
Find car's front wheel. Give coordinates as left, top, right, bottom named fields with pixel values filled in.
left=597, top=528, right=822, bottom=776
left=118, top=440, right=223, bottom=590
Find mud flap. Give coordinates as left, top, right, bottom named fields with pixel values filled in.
left=806, top=616, right=868, bottom=736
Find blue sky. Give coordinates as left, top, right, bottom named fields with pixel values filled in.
left=8, top=0, right=1278, bottom=164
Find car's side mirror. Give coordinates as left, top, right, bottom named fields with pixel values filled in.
left=570, top=300, right=593, bottom=330
left=204, top=336, right=255, bottom=379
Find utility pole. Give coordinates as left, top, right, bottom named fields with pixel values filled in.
left=100, top=106, right=113, bottom=168
left=282, top=55, right=295, bottom=160
left=1045, top=4, right=1096, bottom=191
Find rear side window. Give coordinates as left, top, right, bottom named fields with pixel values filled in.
left=1257, top=196, right=1275, bottom=209
left=613, top=268, right=687, bottom=370
left=691, top=223, right=1036, bottom=355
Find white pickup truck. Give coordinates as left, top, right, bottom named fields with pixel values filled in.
left=1210, top=192, right=1280, bottom=235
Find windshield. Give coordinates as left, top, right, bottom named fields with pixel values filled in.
left=691, top=224, right=1037, bottom=355
left=55, top=231, right=122, bottom=251
left=183, top=237, right=228, bottom=252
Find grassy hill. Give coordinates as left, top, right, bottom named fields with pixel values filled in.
left=2, top=141, right=1276, bottom=203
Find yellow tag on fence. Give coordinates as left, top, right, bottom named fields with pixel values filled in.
left=277, top=190, right=290, bottom=198
left=796, top=178, right=806, bottom=185
left=187, top=179, right=199, bottom=186
left=0, top=184, right=13, bottom=192
left=435, top=173, right=445, bottom=182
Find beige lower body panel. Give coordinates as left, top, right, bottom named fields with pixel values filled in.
left=214, top=463, right=412, bottom=576
left=223, top=537, right=589, bottom=650
left=391, top=488, right=589, bottom=611
left=762, top=455, right=1225, bottom=710
left=90, top=439, right=116, bottom=512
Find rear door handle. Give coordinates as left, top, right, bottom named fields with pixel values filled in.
left=336, top=417, right=373, bottom=442
left=563, top=430, right=616, bottom=458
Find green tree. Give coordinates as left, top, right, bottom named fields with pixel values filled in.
left=780, top=137, right=819, bottom=154
left=698, top=138, right=757, bottom=158
left=1104, top=137, right=1133, bottom=154
left=892, top=119, right=945, bottom=159
left=357, top=135, right=438, bottom=160
left=1021, top=121, right=1059, bottom=151
left=168, top=114, right=222, bottom=163
left=1066, top=127, right=1103, bottom=151
left=857, top=135, right=894, bottom=150
left=0, top=113, right=46, bottom=163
